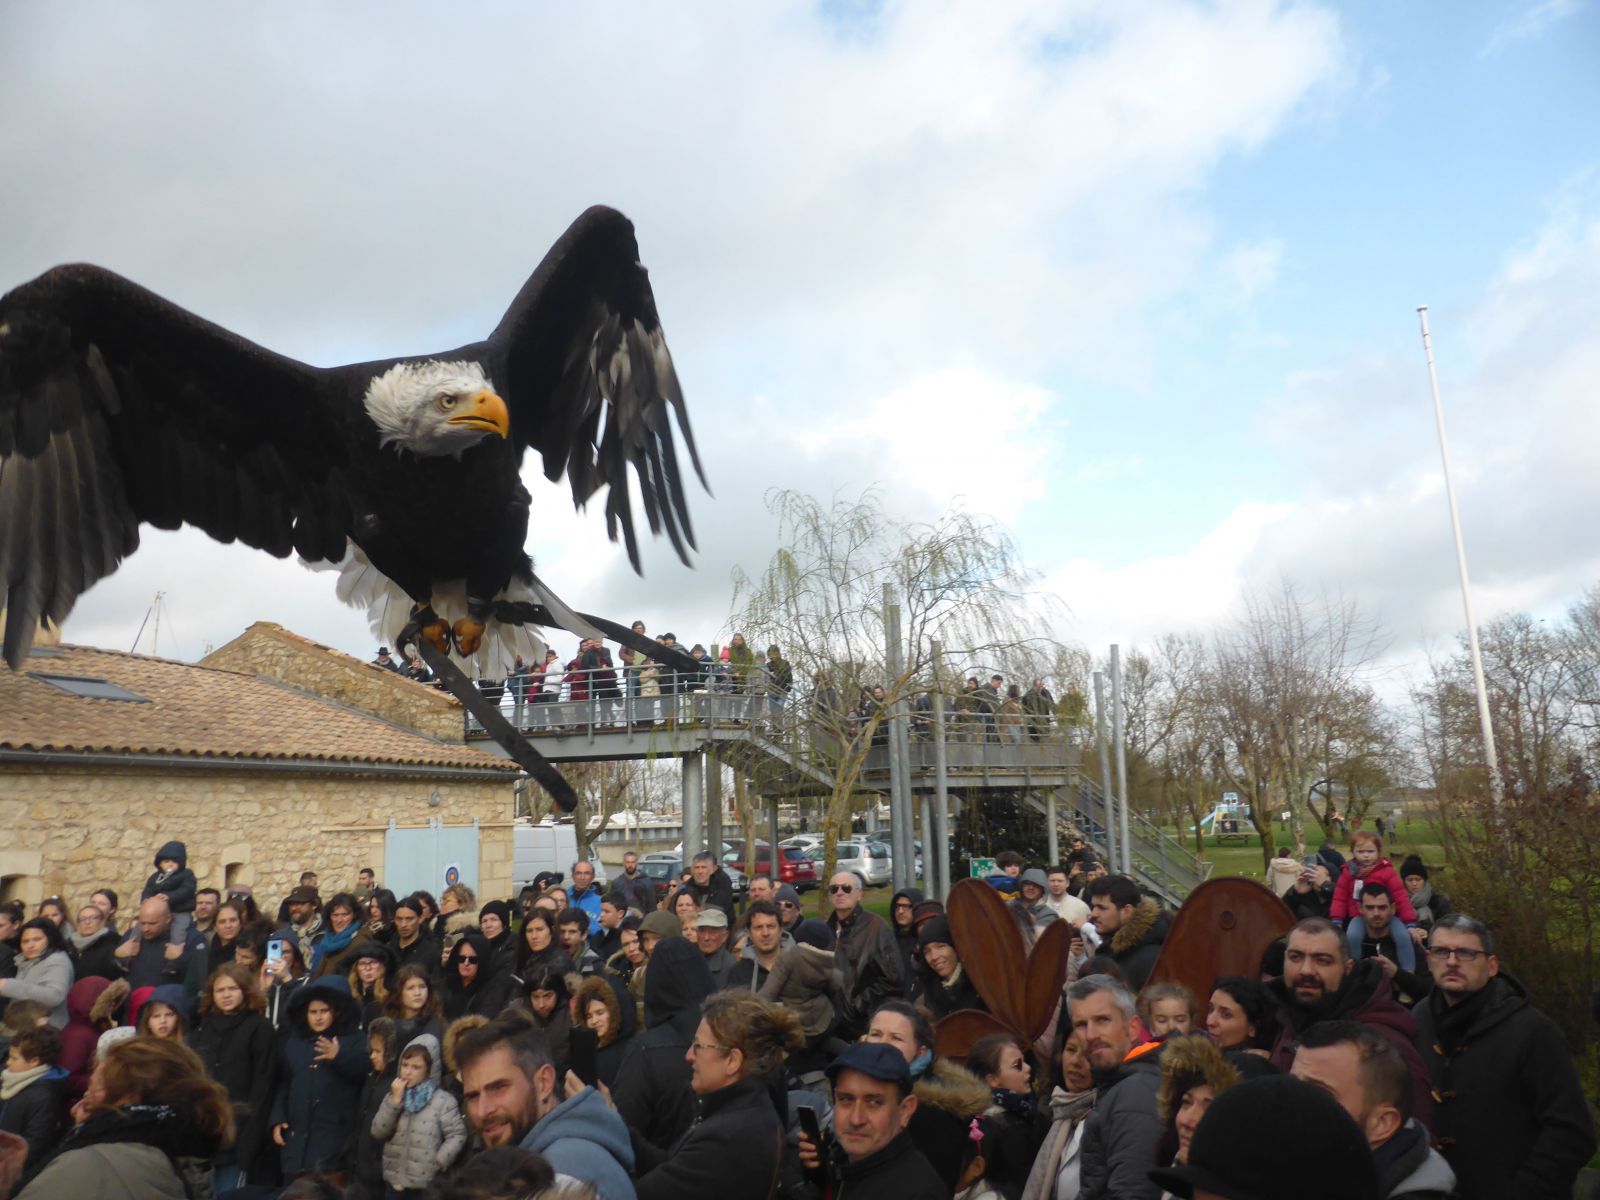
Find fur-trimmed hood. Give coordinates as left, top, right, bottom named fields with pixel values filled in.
left=442, top=1013, right=488, bottom=1076
left=1111, top=896, right=1168, bottom=957
left=1156, top=1034, right=1241, bottom=1123
left=915, top=1056, right=992, bottom=1120
left=88, top=978, right=130, bottom=1027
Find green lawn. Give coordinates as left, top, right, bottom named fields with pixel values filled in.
left=1182, top=817, right=1448, bottom=884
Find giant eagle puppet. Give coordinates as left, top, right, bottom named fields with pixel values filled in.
left=0, top=206, right=705, bottom=807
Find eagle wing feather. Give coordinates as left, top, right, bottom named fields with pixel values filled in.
left=482, top=206, right=706, bottom=572
left=0, top=263, right=348, bottom=666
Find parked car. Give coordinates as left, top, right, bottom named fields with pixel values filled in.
left=780, top=834, right=825, bottom=859
left=833, top=840, right=892, bottom=890
left=721, top=839, right=818, bottom=891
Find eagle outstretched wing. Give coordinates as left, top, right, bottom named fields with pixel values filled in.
left=478, top=206, right=707, bottom=570
left=0, top=265, right=349, bottom=666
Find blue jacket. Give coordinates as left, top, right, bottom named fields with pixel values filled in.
left=569, top=885, right=604, bottom=923
left=522, top=1086, right=637, bottom=1200
left=270, top=975, right=369, bottom=1175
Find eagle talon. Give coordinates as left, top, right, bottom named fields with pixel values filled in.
left=452, top=617, right=487, bottom=656
left=397, top=605, right=452, bottom=658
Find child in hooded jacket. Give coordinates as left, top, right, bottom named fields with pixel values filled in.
left=1328, top=830, right=1418, bottom=969
left=141, top=839, right=198, bottom=948
left=371, top=1033, right=466, bottom=1198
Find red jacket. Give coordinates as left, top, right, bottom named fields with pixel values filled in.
left=1329, top=857, right=1417, bottom=924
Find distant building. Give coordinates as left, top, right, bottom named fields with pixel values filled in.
left=0, top=622, right=519, bottom=913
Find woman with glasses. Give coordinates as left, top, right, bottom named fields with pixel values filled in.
left=632, top=992, right=802, bottom=1200
left=441, top=931, right=514, bottom=1022
left=68, top=904, right=122, bottom=983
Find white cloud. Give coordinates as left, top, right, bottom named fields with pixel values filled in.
left=1481, top=0, right=1588, bottom=57
left=1051, top=181, right=1600, bottom=673
left=2, top=1, right=1350, bottom=665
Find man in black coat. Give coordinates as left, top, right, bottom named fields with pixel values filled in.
left=825, top=872, right=903, bottom=1039
left=612, top=937, right=715, bottom=1154
left=390, top=897, right=441, bottom=979
left=1084, top=876, right=1169, bottom=992
left=808, top=1043, right=945, bottom=1200
left=612, top=852, right=656, bottom=915
left=1415, top=914, right=1596, bottom=1199
left=680, top=853, right=735, bottom=921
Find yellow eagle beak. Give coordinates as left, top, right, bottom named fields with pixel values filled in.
left=448, top=390, right=510, bottom=438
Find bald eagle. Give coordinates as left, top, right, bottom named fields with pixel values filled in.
left=0, top=206, right=704, bottom=672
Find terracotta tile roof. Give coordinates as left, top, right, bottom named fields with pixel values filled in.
left=0, top=644, right=518, bottom=773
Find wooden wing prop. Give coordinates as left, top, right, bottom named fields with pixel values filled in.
left=1142, top=878, right=1294, bottom=1003
left=935, top=879, right=1072, bottom=1060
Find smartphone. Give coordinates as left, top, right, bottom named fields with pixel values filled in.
left=796, top=1104, right=823, bottom=1146
left=569, top=1027, right=599, bottom=1087
left=267, top=938, right=285, bottom=966
left=1302, top=856, right=1320, bottom=869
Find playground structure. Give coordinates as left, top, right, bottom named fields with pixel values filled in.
left=1191, top=799, right=1253, bottom=843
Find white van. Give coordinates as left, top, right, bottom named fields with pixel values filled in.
left=513, top=821, right=609, bottom=894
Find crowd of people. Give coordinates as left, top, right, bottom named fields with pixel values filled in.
left=372, top=630, right=1088, bottom=749
left=0, top=825, right=1592, bottom=1200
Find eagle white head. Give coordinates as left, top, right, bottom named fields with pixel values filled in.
left=362, top=360, right=510, bottom=457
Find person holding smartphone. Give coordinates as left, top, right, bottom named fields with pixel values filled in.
left=262, top=937, right=310, bottom=1031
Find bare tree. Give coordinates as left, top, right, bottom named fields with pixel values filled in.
left=729, top=488, right=1061, bottom=885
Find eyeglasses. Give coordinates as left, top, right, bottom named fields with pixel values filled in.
left=690, top=1040, right=730, bottom=1056
left=1425, top=947, right=1486, bottom=963
left=779, top=901, right=799, bottom=909
left=829, top=884, right=854, bottom=894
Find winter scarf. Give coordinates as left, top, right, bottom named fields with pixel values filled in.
left=0, top=1062, right=50, bottom=1100
left=1019, top=1088, right=1096, bottom=1200
left=402, top=1080, right=437, bottom=1114
left=67, top=928, right=107, bottom=953
left=318, top=922, right=360, bottom=960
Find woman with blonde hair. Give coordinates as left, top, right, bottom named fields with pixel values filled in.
left=632, top=992, right=802, bottom=1200
left=18, top=1037, right=233, bottom=1199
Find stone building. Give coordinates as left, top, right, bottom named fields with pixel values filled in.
left=0, top=623, right=519, bottom=915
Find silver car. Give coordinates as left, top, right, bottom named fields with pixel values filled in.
left=832, top=840, right=892, bottom=890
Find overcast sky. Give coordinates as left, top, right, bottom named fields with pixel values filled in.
left=3, top=1, right=1596, bottom=686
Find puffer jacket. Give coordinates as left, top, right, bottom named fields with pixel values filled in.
left=270, top=975, right=370, bottom=1176
left=4, top=950, right=73, bottom=1028
left=758, top=943, right=841, bottom=1039
left=1078, top=1042, right=1164, bottom=1200
left=371, top=1033, right=467, bottom=1191
left=58, top=976, right=121, bottom=1096
left=1106, top=898, right=1169, bottom=993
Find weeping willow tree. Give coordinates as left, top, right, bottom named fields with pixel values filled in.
left=729, top=487, right=1064, bottom=889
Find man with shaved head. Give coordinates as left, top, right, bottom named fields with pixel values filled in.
left=113, top=896, right=203, bottom=989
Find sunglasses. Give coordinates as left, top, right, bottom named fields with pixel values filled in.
left=457, top=955, right=479, bottom=964
left=829, top=884, right=855, bottom=894
left=779, top=901, right=799, bottom=908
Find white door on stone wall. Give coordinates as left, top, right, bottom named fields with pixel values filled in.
left=385, top=819, right=481, bottom=899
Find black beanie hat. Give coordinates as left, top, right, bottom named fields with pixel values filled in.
left=917, top=915, right=954, bottom=949
left=1149, top=1075, right=1378, bottom=1200
left=793, top=919, right=835, bottom=951
left=1399, top=855, right=1428, bottom=881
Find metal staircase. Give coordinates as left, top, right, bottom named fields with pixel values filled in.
left=1027, top=776, right=1212, bottom=906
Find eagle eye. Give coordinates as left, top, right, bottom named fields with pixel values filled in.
left=437, top=394, right=459, bottom=412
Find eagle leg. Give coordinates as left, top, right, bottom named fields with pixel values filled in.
left=452, top=598, right=491, bottom=657
left=396, top=604, right=452, bottom=658
left=452, top=617, right=486, bottom=656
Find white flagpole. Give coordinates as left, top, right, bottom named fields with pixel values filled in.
left=1417, top=306, right=1503, bottom=814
